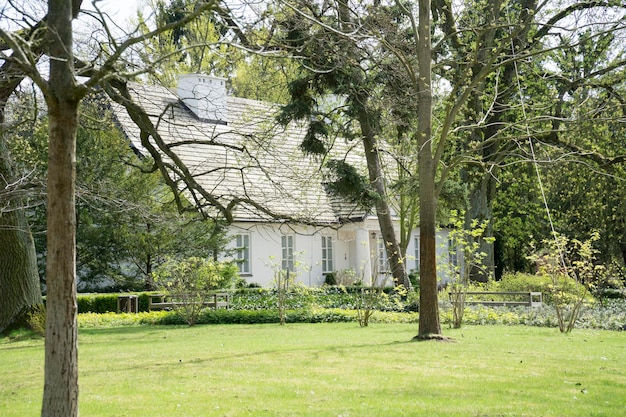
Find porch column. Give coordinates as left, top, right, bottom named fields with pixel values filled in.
left=355, top=228, right=372, bottom=283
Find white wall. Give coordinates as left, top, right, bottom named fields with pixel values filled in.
left=225, top=222, right=355, bottom=287
left=223, top=221, right=453, bottom=287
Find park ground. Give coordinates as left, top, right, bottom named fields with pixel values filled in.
left=1, top=323, right=625, bottom=416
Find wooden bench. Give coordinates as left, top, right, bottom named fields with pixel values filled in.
left=449, top=291, right=542, bottom=308
left=148, top=293, right=230, bottom=311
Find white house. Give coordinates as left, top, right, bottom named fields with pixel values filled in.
left=111, top=74, right=455, bottom=287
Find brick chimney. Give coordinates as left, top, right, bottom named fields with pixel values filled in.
left=177, top=74, right=227, bottom=123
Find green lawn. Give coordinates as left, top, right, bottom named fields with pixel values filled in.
left=1, top=323, right=625, bottom=416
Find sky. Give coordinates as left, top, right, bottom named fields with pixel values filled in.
left=77, top=0, right=149, bottom=35
left=85, top=0, right=145, bottom=21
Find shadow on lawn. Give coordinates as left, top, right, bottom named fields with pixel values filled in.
left=78, top=324, right=426, bottom=364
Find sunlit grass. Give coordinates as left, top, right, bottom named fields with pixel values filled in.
left=1, top=323, right=625, bottom=416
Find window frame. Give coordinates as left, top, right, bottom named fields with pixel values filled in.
left=321, top=235, right=334, bottom=273
left=414, top=234, right=420, bottom=271
left=235, top=234, right=251, bottom=274
left=448, top=236, right=458, bottom=267
left=281, top=234, right=295, bottom=272
left=377, top=237, right=390, bottom=273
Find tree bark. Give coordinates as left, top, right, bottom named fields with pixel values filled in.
left=41, top=0, right=82, bottom=415
left=0, top=141, right=43, bottom=333
left=416, top=0, right=441, bottom=338
left=358, top=109, right=410, bottom=288
left=0, top=24, right=45, bottom=335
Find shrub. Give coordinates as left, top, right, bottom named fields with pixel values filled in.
left=334, top=269, right=359, bottom=286
left=76, top=299, right=626, bottom=331
left=93, top=294, right=119, bottom=314
left=408, top=271, right=419, bottom=289
left=26, top=304, right=46, bottom=335
left=229, top=286, right=406, bottom=312
left=137, top=293, right=152, bottom=312
left=76, top=308, right=417, bottom=328
left=77, top=294, right=118, bottom=314
left=153, top=257, right=241, bottom=325
left=76, top=293, right=159, bottom=313
left=323, top=273, right=337, bottom=286
left=485, top=272, right=589, bottom=306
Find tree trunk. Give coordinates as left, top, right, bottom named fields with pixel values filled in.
left=42, top=97, right=80, bottom=417
left=359, top=111, right=409, bottom=288
left=416, top=0, right=441, bottom=338
left=0, top=30, right=45, bottom=335
left=336, top=0, right=409, bottom=288
left=41, top=0, right=81, bottom=415
left=0, top=141, right=43, bottom=333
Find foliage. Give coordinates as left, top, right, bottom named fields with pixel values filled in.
left=77, top=294, right=118, bottom=315
left=354, top=286, right=378, bottom=327
left=492, top=165, right=547, bottom=275
left=140, top=0, right=299, bottom=105
left=330, top=269, right=360, bottom=286
left=485, top=273, right=546, bottom=298
left=444, top=212, right=494, bottom=328
left=530, top=233, right=603, bottom=333
left=70, top=287, right=626, bottom=331
left=538, top=29, right=626, bottom=272
left=274, top=269, right=295, bottom=325
left=440, top=300, right=626, bottom=331
left=72, top=109, right=229, bottom=290
left=16, top=98, right=229, bottom=291
left=75, top=293, right=154, bottom=314
left=472, top=272, right=587, bottom=307
left=70, top=271, right=626, bottom=331
left=231, top=54, right=300, bottom=104
left=324, top=159, right=379, bottom=210
left=546, top=164, right=626, bottom=274
left=152, top=257, right=240, bottom=325
left=229, top=285, right=405, bottom=312
left=74, top=299, right=626, bottom=331
left=138, top=0, right=231, bottom=87
left=76, top=307, right=421, bottom=327
left=352, top=269, right=407, bottom=327
left=323, top=272, right=336, bottom=286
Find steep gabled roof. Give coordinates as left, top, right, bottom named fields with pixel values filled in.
left=111, top=81, right=370, bottom=224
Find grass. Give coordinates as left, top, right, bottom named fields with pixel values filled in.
left=1, top=323, right=625, bottom=416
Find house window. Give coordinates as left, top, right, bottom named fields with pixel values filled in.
left=281, top=235, right=294, bottom=271
left=377, top=237, right=390, bottom=273
left=414, top=235, right=420, bottom=271
left=235, top=234, right=250, bottom=274
left=321, top=236, right=334, bottom=273
left=448, top=237, right=458, bottom=267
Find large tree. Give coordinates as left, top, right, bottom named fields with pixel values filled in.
left=1, top=1, right=220, bottom=414
left=431, top=0, right=626, bottom=279
left=262, top=1, right=412, bottom=288
left=415, top=0, right=441, bottom=337
left=260, top=0, right=625, bottom=335
left=15, top=98, right=229, bottom=291
left=0, top=20, right=46, bottom=334
left=0, top=124, right=42, bottom=333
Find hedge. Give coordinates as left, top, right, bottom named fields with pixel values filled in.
left=75, top=287, right=411, bottom=314
left=76, top=293, right=154, bottom=313
left=77, top=308, right=419, bottom=328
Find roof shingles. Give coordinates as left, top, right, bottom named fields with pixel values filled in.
left=112, top=82, right=368, bottom=224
